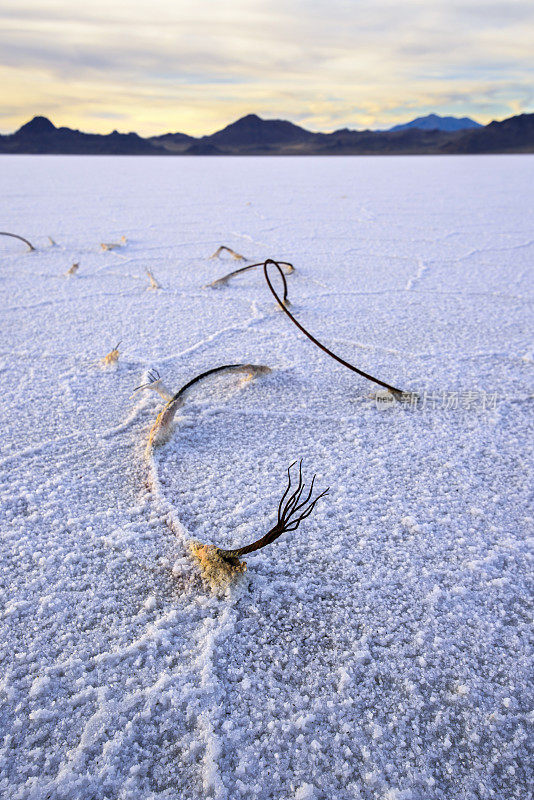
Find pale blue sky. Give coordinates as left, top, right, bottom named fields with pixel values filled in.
left=1, top=0, right=533, bottom=134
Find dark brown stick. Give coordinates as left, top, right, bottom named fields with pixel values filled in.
left=262, top=259, right=405, bottom=397
left=205, top=260, right=294, bottom=305
left=170, top=363, right=265, bottom=404
left=0, top=232, right=35, bottom=251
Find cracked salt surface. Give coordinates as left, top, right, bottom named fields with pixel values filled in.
left=0, top=155, right=532, bottom=800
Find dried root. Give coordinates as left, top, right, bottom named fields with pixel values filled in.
left=101, top=235, right=127, bottom=251
left=66, top=262, right=79, bottom=276
left=210, top=245, right=247, bottom=261
left=147, top=399, right=183, bottom=448
left=190, top=461, right=328, bottom=588
left=101, top=341, right=121, bottom=366
left=0, top=231, right=35, bottom=251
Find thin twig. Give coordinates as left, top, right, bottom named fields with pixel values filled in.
left=131, top=369, right=173, bottom=401
left=189, top=461, right=328, bottom=587
left=133, top=368, right=161, bottom=394
left=210, top=245, right=247, bottom=261
left=262, top=259, right=406, bottom=397
left=204, top=260, right=294, bottom=305
left=0, top=232, right=35, bottom=251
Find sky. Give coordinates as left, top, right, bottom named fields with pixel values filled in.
left=1, top=0, right=533, bottom=136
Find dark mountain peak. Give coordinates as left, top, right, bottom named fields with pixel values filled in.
left=109, top=130, right=143, bottom=139
left=205, top=113, right=314, bottom=147
left=236, top=113, right=262, bottom=124
left=16, top=116, right=56, bottom=136
left=442, top=112, right=534, bottom=153
left=390, top=114, right=482, bottom=133
left=487, top=112, right=532, bottom=131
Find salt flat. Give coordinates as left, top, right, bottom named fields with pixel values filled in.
left=0, top=155, right=532, bottom=800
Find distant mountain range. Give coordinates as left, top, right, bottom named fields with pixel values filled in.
left=388, top=113, right=482, bottom=132
left=0, top=112, right=532, bottom=155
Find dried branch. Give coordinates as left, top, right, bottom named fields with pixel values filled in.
left=0, top=231, right=35, bottom=251
left=210, top=245, right=247, bottom=261
left=147, top=363, right=271, bottom=448
left=101, top=235, right=127, bottom=251
left=66, top=262, right=79, bottom=276
left=262, top=259, right=407, bottom=398
left=190, top=461, right=328, bottom=587
left=204, top=260, right=294, bottom=306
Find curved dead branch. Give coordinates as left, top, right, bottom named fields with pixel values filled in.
left=141, top=364, right=327, bottom=584
left=146, top=363, right=271, bottom=448
left=0, top=231, right=36, bottom=251
left=204, top=260, right=294, bottom=306
left=170, top=363, right=270, bottom=405
left=262, top=259, right=406, bottom=398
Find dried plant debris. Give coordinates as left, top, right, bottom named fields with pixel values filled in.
left=0, top=231, right=36, bottom=251
left=188, top=542, right=247, bottom=590
left=100, top=235, right=127, bottom=251
left=132, top=368, right=173, bottom=404
left=131, top=369, right=173, bottom=401
left=262, top=259, right=409, bottom=398
left=190, top=460, right=328, bottom=589
left=209, top=245, right=247, bottom=261
left=146, top=363, right=271, bottom=448
left=146, top=269, right=160, bottom=290
left=101, top=341, right=121, bottom=367
left=65, top=262, right=79, bottom=276
left=204, top=259, right=294, bottom=307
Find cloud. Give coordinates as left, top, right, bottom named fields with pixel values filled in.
left=0, top=0, right=532, bottom=134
